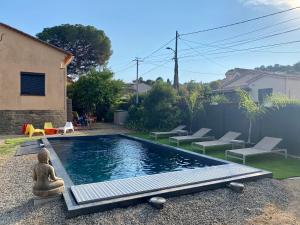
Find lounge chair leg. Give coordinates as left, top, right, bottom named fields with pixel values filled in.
left=225, top=151, right=228, bottom=159
left=285, top=150, right=287, bottom=159
left=203, top=147, right=205, bottom=154
left=243, top=156, right=246, bottom=164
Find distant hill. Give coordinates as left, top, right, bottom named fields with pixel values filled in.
left=255, top=62, right=300, bottom=74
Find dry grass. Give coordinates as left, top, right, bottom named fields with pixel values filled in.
left=246, top=204, right=300, bottom=225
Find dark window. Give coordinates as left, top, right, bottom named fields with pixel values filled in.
left=20, top=72, right=45, bottom=96
left=258, top=88, right=273, bottom=104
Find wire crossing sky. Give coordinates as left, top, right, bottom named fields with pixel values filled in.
left=1, top=0, right=300, bottom=83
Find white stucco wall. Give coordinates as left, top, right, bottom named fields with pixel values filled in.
left=249, top=76, right=300, bottom=101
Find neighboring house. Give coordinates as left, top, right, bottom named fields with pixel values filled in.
left=215, top=68, right=300, bottom=103
left=0, top=23, right=73, bottom=134
left=67, top=75, right=75, bottom=85
left=128, top=82, right=152, bottom=94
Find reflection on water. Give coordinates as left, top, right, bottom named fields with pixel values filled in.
left=49, top=136, right=222, bottom=185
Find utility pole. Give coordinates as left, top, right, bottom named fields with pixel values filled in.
left=133, top=57, right=142, bottom=104
left=173, top=31, right=179, bottom=90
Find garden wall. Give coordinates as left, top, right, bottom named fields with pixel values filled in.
left=0, top=110, right=66, bottom=134
left=193, top=103, right=300, bottom=156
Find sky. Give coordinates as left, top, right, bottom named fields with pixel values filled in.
left=1, top=0, right=300, bottom=83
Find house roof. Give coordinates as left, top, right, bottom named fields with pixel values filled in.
left=218, top=68, right=300, bottom=92
left=0, top=22, right=73, bottom=59
left=129, top=82, right=152, bottom=93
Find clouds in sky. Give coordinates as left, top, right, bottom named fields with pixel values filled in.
left=240, top=0, right=300, bottom=7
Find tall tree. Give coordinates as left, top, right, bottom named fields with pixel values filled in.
left=68, top=69, right=123, bottom=120
left=237, top=89, right=265, bottom=143
left=37, top=24, right=112, bottom=76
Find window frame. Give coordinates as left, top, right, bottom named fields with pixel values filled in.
left=20, top=72, right=46, bottom=96
left=258, top=88, right=273, bottom=104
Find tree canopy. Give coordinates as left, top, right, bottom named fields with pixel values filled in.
left=68, top=69, right=123, bottom=120
left=37, top=24, right=112, bottom=76
left=255, top=62, right=300, bottom=73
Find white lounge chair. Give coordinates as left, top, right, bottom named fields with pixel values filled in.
left=150, top=125, right=186, bottom=140
left=225, top=137, right=287, bottom=164
left=169, top=128, right=213, bottom=146
left=191, top=131, right=241, bottom=154
left=57, top=122, right=74, bottom=134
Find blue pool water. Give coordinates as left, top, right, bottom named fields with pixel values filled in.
left=49, top=135, right=224, bottom=185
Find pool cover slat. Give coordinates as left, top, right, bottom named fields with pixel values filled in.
left=71, top=164, right=261, bottom=205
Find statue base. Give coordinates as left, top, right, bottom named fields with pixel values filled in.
left=33, top=185, right=64, bottom=198
left=33, top=194, right=62, bottom=206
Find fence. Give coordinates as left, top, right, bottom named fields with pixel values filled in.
left=192, top=103, right=300, bottom=156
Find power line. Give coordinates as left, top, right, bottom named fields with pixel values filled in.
left=142, top=37, right=175, bottom=60
left=207, top=16, right=300, bottom=45
left=180, top=6, right=300, bottom=36
left=114, top=62, right=135, bottom=74
left=140, top=60, right=172, bottom=76
left=180, top=38, right=227, bottom=68
left=178, top=39, right=300, bottom=59
left=179, top=25, right=300, bottom=56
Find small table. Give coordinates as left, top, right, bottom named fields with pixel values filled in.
left=44, top=128, right=58, bottom=135
left=230, top=140, right=246, bottom=149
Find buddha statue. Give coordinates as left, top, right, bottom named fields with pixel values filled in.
left=32, top=148, right=64, bottom=197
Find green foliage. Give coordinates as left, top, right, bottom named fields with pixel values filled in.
left=237, top=89, right=265, bottom=142
left=209, top=80, right=222, bottom=90
left=37, top=24, right=112, bottom=76
left=126, top=82, right=180, bottom=130
left=70, top=69, right=123, bottom=120
left=126, top=105, right=146, bottom=130
left=237, top=89, right=263, bottom=120
left=210, top=94, right=229, bottom=104
left=143, top=82, right=180, bottom=129
left=255, top=62, right=300, bottom=74
left=265, top=93, right=300, bottom=109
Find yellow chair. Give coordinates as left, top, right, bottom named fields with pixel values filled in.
left=24, top=124, right=31, bottom=135
left=27, top=124, right=45, bottom=138
left=44, top=122, right=53, bottom=129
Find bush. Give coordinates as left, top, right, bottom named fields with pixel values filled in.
left=69, top=69, right=123, bottom=120
left=126, top=82, right=180, bottom=130
left=143, top=82, right=180, bottom=130
left=125, top=105, right=145, bottom=130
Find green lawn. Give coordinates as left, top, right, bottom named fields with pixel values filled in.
left=129, top=132, right=300, bottom=179
left=0, top=137, right=40, bottom=156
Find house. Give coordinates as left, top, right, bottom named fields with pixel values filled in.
left=127, top=82, right=152, bottom=94
left=215, top=68, right=300, bottom=103
left=0, top=23, right=73, bottom=134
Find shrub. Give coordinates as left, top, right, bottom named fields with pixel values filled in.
left=143, top=82, right=180, bottom=130
left=126, top=82, right=180, bottom=130
left=265, top=93, right=300, bottom=109
left=210, top=94, right=229, bottom=104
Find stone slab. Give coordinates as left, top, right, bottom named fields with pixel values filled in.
left=20, top=141, right=40, bottom=147
left=15, top=145, right=41, bottom=156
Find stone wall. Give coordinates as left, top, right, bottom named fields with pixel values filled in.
left=0, top=110, right=66, bottom=134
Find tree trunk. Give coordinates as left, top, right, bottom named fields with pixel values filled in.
left=248, top=119, right=252, bottom=143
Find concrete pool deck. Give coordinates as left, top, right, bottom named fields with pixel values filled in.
left=42, top=134, right=272, bottom=218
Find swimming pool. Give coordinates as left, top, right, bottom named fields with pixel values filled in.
left=43, top=134, right=272, bottom=217
left=49, top=135, right=224, bottom=185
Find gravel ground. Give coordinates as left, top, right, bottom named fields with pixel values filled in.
left=0, top=154, right=291, bottom=225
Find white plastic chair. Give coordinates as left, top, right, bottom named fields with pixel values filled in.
left=57, top=122, right=74, bottom=134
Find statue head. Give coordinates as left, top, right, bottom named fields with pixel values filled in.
left=37, top=148, right=50, bottom=164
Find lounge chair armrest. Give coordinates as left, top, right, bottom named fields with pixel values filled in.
left=204, top=136, right=215, bottom=140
